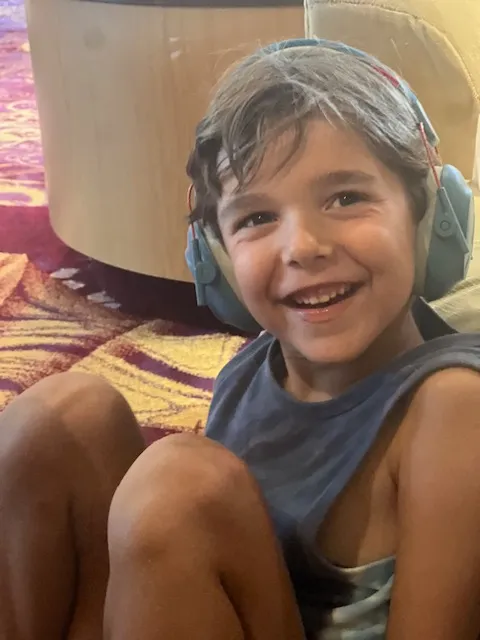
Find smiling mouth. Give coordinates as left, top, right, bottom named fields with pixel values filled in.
left=284, top=283, right=363, bottom=310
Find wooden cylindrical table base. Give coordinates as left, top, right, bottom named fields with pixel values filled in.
left=26, top=0, right=304, bottom=281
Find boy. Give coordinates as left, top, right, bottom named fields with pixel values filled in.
left=1, top=41, right=480, bottom=639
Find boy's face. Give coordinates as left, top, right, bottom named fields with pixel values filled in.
left=217, top=120, right=418, bottom=365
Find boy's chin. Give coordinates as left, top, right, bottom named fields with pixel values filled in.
left=281, top=334, right=370, bottom=367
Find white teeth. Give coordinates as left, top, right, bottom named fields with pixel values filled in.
left=294, top=284, right=352, bottom=306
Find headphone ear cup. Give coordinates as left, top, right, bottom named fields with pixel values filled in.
left=416, top=165, right=475, bottom=301
left=185, top=223, right=262, bottom=334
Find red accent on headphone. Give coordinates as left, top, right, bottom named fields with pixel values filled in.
left=419, top=122, right=442, bottom=188
left=373, top=64, right=441, bottom=185
left=187, top=184, right=197, bottom=239
left=187, top=184, right=195, bottom=213
left=372, top=65, right=401, bottom=89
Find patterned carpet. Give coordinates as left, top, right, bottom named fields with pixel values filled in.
left=0, top=0, right=246, bottom=439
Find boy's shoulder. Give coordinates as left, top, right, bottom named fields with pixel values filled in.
left=205, top=331, right=276, bottom=440
left=214, top=330, right=274, bottom=390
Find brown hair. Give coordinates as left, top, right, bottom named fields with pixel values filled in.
left=187, top=44, right=431, bottom=238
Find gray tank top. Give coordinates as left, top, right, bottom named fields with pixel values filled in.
left=205, top=301, right=480, bottom=639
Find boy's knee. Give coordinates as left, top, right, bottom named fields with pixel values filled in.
left=28, top=371, right=130, bottom=425
left=0, top=372, right=135, bottom=473
left=108, top=434, right=254, bottom=560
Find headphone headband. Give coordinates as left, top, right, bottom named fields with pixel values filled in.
left=263, top=38, right=439, bottom=147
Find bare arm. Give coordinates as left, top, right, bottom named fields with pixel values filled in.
left=387, top=368, right=480, bottom=640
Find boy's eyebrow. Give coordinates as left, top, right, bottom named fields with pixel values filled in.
left=309, top=170, right=376, bottom=191
left=219, top=170, right=376, bottom=219
left=218, top=193, right=276, bottom=220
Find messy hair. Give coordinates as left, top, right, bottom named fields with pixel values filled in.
left=186, top=43, right=431, bottom=236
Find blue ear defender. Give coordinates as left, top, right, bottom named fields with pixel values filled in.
left=185, top=38, right=475, bottom=333
left=416, top=163, right=474, bottom=301
left=184, top=184, right=262, bottom=333
left=185, top=223, right=263, bottom=334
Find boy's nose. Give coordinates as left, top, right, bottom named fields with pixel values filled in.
left=281, top=215, right=334, bottom=268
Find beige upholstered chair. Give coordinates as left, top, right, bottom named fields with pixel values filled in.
left=26, top=0, right=304, bottom=281
left=305, top=0, right=480, bottom=330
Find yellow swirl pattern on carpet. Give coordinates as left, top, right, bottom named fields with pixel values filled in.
left=0, top=252, right=245, bottom=431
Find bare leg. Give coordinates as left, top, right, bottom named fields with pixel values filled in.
left=105, top=434, right=304, bottom=640
left=0, top=373, right=144, bottom=640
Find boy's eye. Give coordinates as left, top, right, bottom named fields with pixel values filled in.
left=235, top=211, right=276, bottom=231
left=329, top=191, right=366, bottom=209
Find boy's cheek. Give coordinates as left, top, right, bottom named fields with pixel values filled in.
left=233, top=257, right=276, bottom=304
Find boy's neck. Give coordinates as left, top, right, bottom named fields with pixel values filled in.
left=281, top=312, right=424, bottom=403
